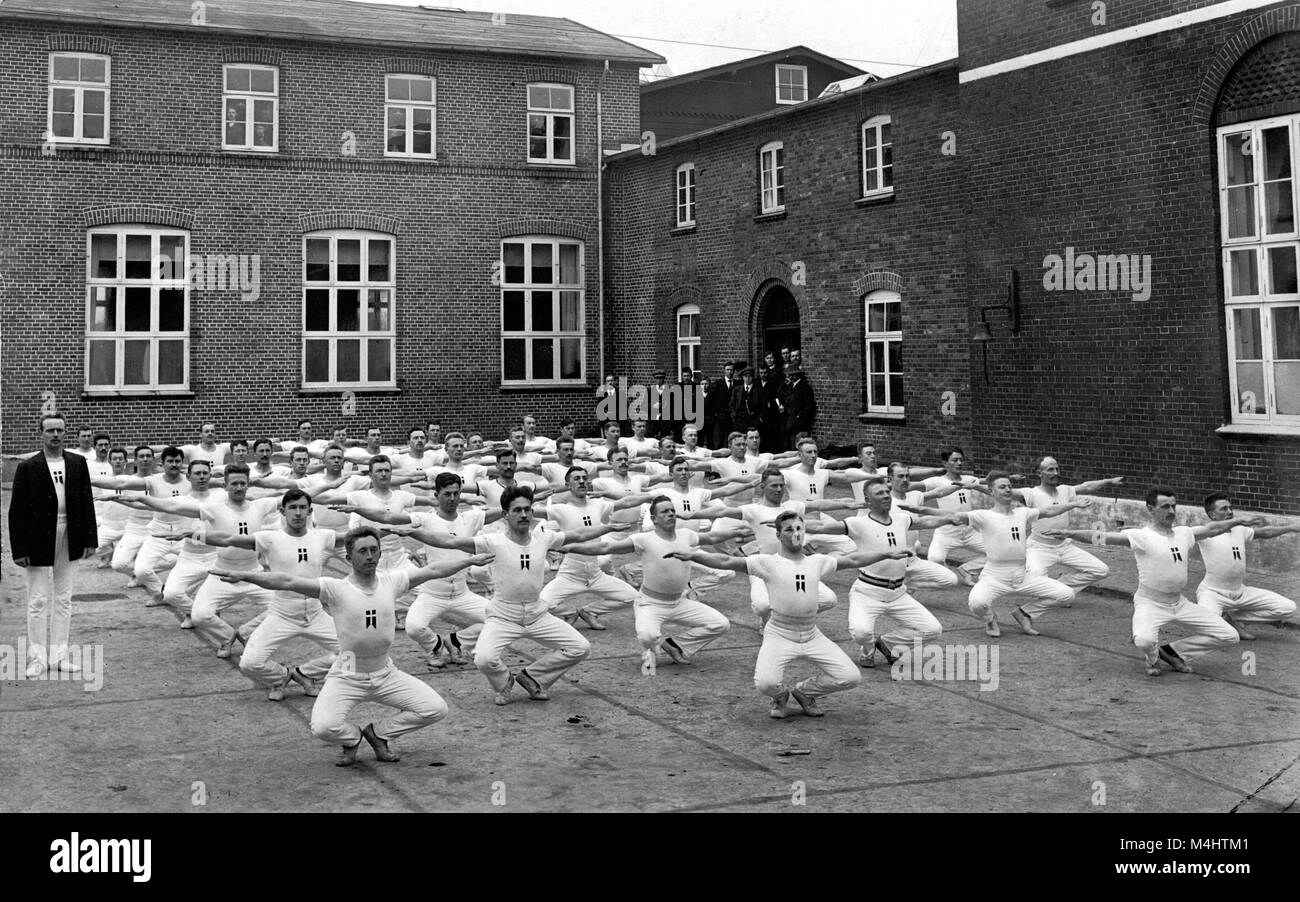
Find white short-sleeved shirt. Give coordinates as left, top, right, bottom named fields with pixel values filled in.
left=847, top=466, right=889, bottom=505
left=593, top=473, right=648, bottom=526
left=433, top=462, right=489, bottom=486
left=408, top=508, right=487, bottom=596
left=546, top=499, right=613, bottom=578
left=540, top=460, right=597, bottom=488
left=746, top=553, right=837, bottom=637
left=200, top=496, right=280, bottom=568
left=474, top=527, right=566, bottom=622
left=318, top=569, right=410, bottom=671
left=255, top=527, right=339, bottom=619
left=621, top=437, right=661, bottom=458
left=346, top=489, right=417, bottom=556
left=784, top=466, right=831, bottom=517
left=300, top=473, right=371, bottom=529
left=845, top=511, right=914, bottom=580
left=889, top=490, right=927, bottom=547
left=922, top=475, right=981, bottom=514
left=144, top=474, right=190, bottom=528
left=967, top=507, right=1038, bottom=570
left=182, top=443, right=230, bottom=466
left=1197, top=525, right=1254, bottom=592
left=739, top=500, right=807, bottom=555
left=629, top=529, right=700, bottom=597
left=1018, top=484, right=1078, bottom=545
left=644, top=485, right=713, bottom=532
left=1129, top=526, right=1195, bottom=596
left=711, top=455, right=758, bottom=506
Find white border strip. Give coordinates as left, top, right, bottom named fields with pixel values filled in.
left=959, top=0, right=1283, bottom=83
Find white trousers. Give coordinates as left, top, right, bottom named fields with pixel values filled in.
left=848, top=582, right=943, bottom=651
left=239, top=608, right=339, bottom=686
left=310, top=661, right=448, bottom=747
left=474, top=613, right=591, bottom=692
left=26, top=522, right=73, bottom=669
left=968, top=567, right=1074, bottom=619
left=926, top=525, right=986, bottom=578
left=634, top=596, right=730, bottom=658
left=162, top=552, right=218, bottom=613
left=406, top=588, right=490, bottom=656
left=1132, top=592, right=1239, bottom=663
left=1196, top=583, right=1296, bottom=623
left=541, top=569, right=638, bottom=617
left=133, top=535, right=179, bottom=596
left=906, top=555, right=959, bottom=589
left=110, top=523, right=150, bottom=575
left=191, top=575, right=271, bottom=646
left=1025, top=539, right=1109, bottom=589
left=753, top=626, right=861, bottom=699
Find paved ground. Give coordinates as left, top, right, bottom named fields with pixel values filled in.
left=3, top=488, right=1298, bottom=813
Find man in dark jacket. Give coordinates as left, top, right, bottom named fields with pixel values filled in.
left=9, top=412, right=98, bottom=676
left=730, top=367, right=764, bottom=434
left=778, top=367, right=817, bottom=451
left=704, top=362, right=739, bottom=448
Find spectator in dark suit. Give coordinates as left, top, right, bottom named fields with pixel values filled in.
left=9, top=412, right=98, bottom=677
left=730, top=367, right=764, bottom=434
left=705, top=362, right=738, bottom=448
left=648, top=370, right=670, bottom=439
left=673, top=366, right=697, bottom=441
left=756, top=364, right=783, bottom=451
left=763, top=351, right=784, bottom=389
left=778, top=367, right=817, bottom=451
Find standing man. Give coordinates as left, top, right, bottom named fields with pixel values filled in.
left=1194, top=493, right=1299, bottom=639
left=648, top=370, right=670, bottom=440
left=729, top=367, right=763, bottom=436
left=777, top=367, right=816, bottom=451
left=756, top=364, right=782, bottom=453
left=705, top=362, right=737, bottom=448
left=1043, top=488, right=1259, bottom=675
left=213, top=526, right=490, bottom=766
left=9, top=413, right=98, bottom=677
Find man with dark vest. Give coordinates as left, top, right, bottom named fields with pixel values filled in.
left=705, top=362, right=738, bottom=448
left=730, top=367, right=764, bottom=435
left=778, top=367, right=817, bottom=451
left=9, top=412, right=98, bottom=677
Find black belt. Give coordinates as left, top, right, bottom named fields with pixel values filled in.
left=857, top=573, right=905, bottom=590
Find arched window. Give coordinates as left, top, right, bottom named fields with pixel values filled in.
left=677, top=303, right=700, bottom=376
left=863, top=289, right=903, bottom=413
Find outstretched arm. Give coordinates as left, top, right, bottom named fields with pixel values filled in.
left=378, top=525, right=477, bottom=553
left=663, top=548, right=748, bottom=572
left=833, top=549, right=912, bottom=570
left=203, top=531, right=258, bottom=550
left=103, top=492, right=202, bottom=518
left=210, top=569, right=321, bottom=597
left=1074, top=476, right=1125, bottom=495
left=1252, top=523, right=1300, bottom=540
left=1037, top=527, right=1131, bottom=547
left=900, top=504, right=970, bottom=526
left=406, top=554, right=495, bottom=591
left=1190, top=515, right=1267, bottom=540
left=1039, top=498, right=1094, bottom=519
left=326, top=503, right=414, bottom=526
left=91, top=473, right=148, bottom=490
left=557, top=536, right=637, bottom=556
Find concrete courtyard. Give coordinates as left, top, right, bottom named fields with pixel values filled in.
left=2, top=487, right=1298, bottom=814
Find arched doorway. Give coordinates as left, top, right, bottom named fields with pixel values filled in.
left=759, top=284, right=801, bottom=362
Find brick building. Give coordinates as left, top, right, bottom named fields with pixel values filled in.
left=606, top=0, right=1300, bottom=513
left=0, top=0, right=660, bottom=450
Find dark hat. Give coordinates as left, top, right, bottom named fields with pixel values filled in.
left=651, top=369, right=666, bottom=378
left=740, top=367, right=755, bottom=376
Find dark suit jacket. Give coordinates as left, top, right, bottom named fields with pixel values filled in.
left=9, top=451, right=98, bottom=565
left=705, top=378, right=736, bottom=420
left=779, top=377, right=817, bottom=434
left=730, top=383, right=764, bottom=431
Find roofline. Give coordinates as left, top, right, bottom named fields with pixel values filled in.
left=641, top=44, right=864, bottom=93
left=0, top=4, right=666, bottom=66
left=614, top=57, right=959, bottom=161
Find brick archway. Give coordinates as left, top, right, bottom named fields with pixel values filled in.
left=1192, top=4, right=1300, bottom=128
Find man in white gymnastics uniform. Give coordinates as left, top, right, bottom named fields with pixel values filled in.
left=105, top=446, right=159, bottom=585
left=90, top=444, right=127, bottom=567
left=400, top=485, right=618, bottom=705
left=919, top=447, right=988, bottom=586
left=205, top=487, right=343, bottom=699
left=885, top=463, right=959, bottom=589
left=1195, top=493, right=1299, bottom=639
left=181, top=422, right=230, bottom=468
left=649, top=457, right=757, bottom=596
left=670, top=510, right=910, bottom=717
left=1044, top=486, right=1260, bottom=675
left=1019, top=456, right=1125, bottom=601
left=907, top=471, right=1090, bottom=638
left=778, top=438, right=861, bottom=556
left=213, top=526, right=490, bottom=766
left=540, top=466, right=650, bottom=630
left=561, top=497, right=748, bottom=674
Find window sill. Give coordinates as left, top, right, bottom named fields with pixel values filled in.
left=82, top=389, right=195, bottom=399
left=1215, top=422, right=1300, bottom=438
left=221, top=148, right=280, bottom=156
left=49, top=141, right=111, bottom=150
left=500, top=381, right=593, bottom=391
left=299, top=386, right=400, bottom=394
left=525, top=160, right=577, bottom=169
left=855, top=192, right=895, bottom=207
left=754, top=210, right=787, bottom=223
left=858, top=411, right=906, bottom=422
left=671, top=225, right=697, bottom=236
left=382, top=154, right=439, bottom=163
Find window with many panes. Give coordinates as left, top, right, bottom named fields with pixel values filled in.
left=223, top=64, right=278, bottom=151
left=759, top=141, right=785, bottom=214
left=527, top=83, right=574, bottom=164
left=775, top=65, right=807, bottom=104
left=862, top=116, right=893, bottom=197
left=864, top=289, right=903, bottom=414
left=86, top=228, right=188, bottom=391
left=303, top=232, right=396, bottom=388
left=677, top=304, right=700, bottom=375
left=501, top=238, right=584, bottom=385
left=676, top=163, right=697, bottom=227
left=385, top=74, right=436, bottom=158
left=1219, top=116, right=1300, bottom=428
left=49, top=53, right=110, bottom=145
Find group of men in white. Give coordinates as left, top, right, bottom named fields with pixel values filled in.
left=36, top=414, right=1298, bottom=765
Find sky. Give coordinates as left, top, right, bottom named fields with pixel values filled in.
left=346, top=0, right=959, bottom=80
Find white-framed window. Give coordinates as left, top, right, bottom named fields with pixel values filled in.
left=676, top=163, right=697, bottom=227
left=1219, top=116, right=1300, bottom=428
left=759, top=141, right=785, bottom=214
left=527, top=83, right=575, bottom=164
left=302, top=231, right=396, bottom=388
left=48, top=53, right=110, bottom=145
left=501, top=237, right=584, bottom=385
left=775, top=64, right=808, bottom=104
left=864, top=289, right=903, bottom=414
left=223, top=64, right=278, bottom=151
left=862, top=115, right=893, bottom=197
left=85, top=227, right=189, bottom=391
left=385, top=74, right=436, bottom=158
left=677, top=303, right=700, bottom=375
